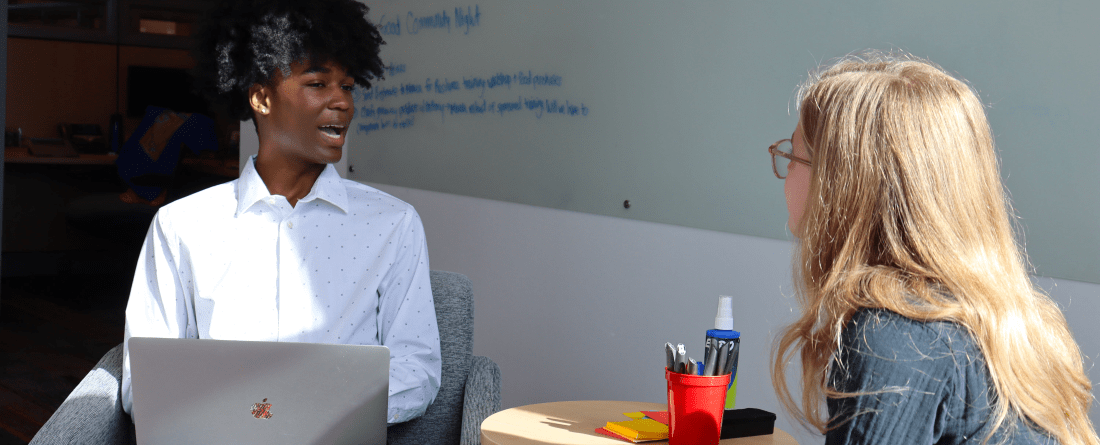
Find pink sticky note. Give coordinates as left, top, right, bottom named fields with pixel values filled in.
left=641, top=410, right=669, bottom=425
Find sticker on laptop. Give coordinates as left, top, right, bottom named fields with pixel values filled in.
left=251, top=398, right=273, bottom=419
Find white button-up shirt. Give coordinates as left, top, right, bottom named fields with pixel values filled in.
left=122, top=156, right=441, bottom=424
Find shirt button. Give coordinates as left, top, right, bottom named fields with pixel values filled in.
left=288, top=222, right=294, bottom=229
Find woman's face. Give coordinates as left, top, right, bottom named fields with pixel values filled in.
left=785, top=124, right=812, bottom=235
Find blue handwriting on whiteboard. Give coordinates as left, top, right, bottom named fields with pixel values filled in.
left=364, top=70, right=564, bottom=99
left=353, top=60, right=587, bottom=135
left=377, top=15, right=400, bottom=36
left=385, top=64, right=406, bottom=76
left=382, top=6, right=481, bottom=36
left=430, top=78, right=462, bottom=93
left=355, top=96, right=588, bottom=135
left=454, top=6, right=481, bottom=34
left=517, top=71, right=562, bottom=88
left=408, top=10, right=450, bottom=34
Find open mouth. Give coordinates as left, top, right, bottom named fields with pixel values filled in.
left=319, top=124, right=346, bottom=139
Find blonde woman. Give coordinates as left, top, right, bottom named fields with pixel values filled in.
left=769, top=52, right=1097, bottom=444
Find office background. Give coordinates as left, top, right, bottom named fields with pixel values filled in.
left=348, top=0, right=1100, bottom=285
left=3, top=0, right=1094, bottom=442
left=239, top=1, right=1100, bottom=442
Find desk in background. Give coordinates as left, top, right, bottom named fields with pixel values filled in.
left=481, top=401, right=797, bottom=445
left=4, top=146, right=118, bottom=165
left=2, top=146, right=238, bottom=276
left=5, top=146, right=238, bottom=176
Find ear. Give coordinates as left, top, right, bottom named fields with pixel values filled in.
left=249, top=83, right=272, bottom=117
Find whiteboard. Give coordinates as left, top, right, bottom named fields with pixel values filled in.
left=347, top=0, right=1100, bottom=284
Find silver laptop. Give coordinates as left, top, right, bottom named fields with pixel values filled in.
left=129, top=338, right=389, bottom=445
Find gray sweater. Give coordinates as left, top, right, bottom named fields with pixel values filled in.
left=826, top=309, right=1058, bottom=444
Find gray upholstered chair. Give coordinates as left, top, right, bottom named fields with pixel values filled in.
left=30, top=270, right=501, bottom=445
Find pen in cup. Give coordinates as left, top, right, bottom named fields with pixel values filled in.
left=703, top=338, right=718, bottom=376
left=724, top=338, right=740, bottom=376
left=676, top=344, right=688, bottom=374
left=666, top=342, right=676, bottom=371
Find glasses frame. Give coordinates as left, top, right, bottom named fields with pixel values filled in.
left=768, top=138, right=811, bottom=179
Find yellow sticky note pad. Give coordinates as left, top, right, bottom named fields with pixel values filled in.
left=604, top=418, right=669, bottom=441
left=622, top=411, right=646, bottom=420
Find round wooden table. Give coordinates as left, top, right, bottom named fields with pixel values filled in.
left=481, top=400, right=798, bottom=445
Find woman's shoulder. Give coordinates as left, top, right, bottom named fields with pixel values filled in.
left=841, top=308, right=976, bottom=361
left=833, top=309, right=1059, bottom=444
left=834, top=308, right=974, bottom=395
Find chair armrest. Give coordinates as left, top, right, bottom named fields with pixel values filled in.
left=30, top=344, right=135, bottom=445
left=460, top=355, right=502, bottom=445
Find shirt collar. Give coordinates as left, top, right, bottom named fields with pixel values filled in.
left=236, top=156, right=349, bottom=216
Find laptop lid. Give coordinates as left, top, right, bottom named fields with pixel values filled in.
left=130, top=337, right=389, bottom=445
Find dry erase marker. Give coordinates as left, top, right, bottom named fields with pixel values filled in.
left=666, top=342, right=676, bottom=371
left=673, top=340, right=682, bottom=373
left=703, top=338, right=719, bottom=376
left=724, top=339, right=740, bottom=376
left=715, top=340, right=730, bottom=375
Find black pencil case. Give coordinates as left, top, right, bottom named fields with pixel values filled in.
left=720, top=408, right=776, bottom=439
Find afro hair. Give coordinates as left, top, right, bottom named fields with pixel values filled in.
left=191, top=0, right=385, bottom=121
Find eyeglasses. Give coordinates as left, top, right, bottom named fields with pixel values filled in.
left=768, top=139, right=811, bottom=179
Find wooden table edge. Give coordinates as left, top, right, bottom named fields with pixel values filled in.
left=480, top=400, right=797, bottom=445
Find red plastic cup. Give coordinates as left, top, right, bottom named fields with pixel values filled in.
left=665, top=369, right=731, bottom=445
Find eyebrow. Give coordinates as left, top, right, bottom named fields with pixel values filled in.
left=302, top=65, right=352, bottom=81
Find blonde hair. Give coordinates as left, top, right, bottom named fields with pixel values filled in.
left=770, top=51, right=1097, bottom=445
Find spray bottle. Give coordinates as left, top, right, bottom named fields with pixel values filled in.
left=704, top=295, right=740, bottom=409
